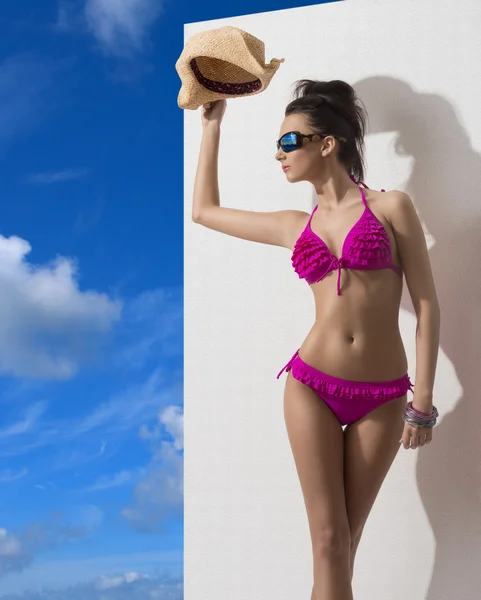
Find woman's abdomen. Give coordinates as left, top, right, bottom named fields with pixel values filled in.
left=300, top=279, right=408, bottom=381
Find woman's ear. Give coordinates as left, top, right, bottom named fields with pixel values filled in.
left=320, top=135, right=336, bottom=157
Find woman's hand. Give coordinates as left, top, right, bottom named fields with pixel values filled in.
left=399, top=422, right=433, bottom=449
left=201, top=99, right=227, bottom=129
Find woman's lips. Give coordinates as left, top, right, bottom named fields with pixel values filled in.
left=282, top=166, right=290, bottom=172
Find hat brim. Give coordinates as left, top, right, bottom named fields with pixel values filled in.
left=176, top=57, right=283, bottom=110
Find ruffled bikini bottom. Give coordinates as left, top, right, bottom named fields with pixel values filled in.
left=277, top=349, right=414, bottom=426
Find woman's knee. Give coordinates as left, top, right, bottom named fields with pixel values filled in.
left=312, top=525, right=351, bottom=559
left=349, top=528, right=363, bottom=556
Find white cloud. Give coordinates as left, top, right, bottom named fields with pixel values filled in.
left=82, top=469, right=134, bottom=492
left=77, top=405, right=183, bottom=498
left=75, top=369, right=168, bottom=434
left=0, top=234, right=121, bottom=379
left=21, top=504, right=104, bottom=549
left=0, top=551, right=182, bottom=595
left=0, top=529, right=22, bottom=557
left=24, top=169, right=89, bottom=184
left=0, top=504, right=104, bottom=578
left=123, top=406, right=183, bottom=532
left=159, top=406, right=183, bottom=451
left=0, top=468, right=28, bottom=484
left=139, top=405, right=183, bottom=451
left=69, top=402, right=183, bottom=497
left=121, top=442, right=183, bottom=532
left=34, top=482, right=56, bottom=492
left=0, top=528, right=31, bottom=577
left=0, top=568, right=182, bottom=598
left=0, top=402, right=47, bottom=439
left=97, top=571, right=149, bottom=590
left=116, top=288, right=182, bottom=371
left=69, top=504, right=104, bottom=532
left=0, top=372, right=182, bottom=469
left=85, top=0, right=163, bottom=56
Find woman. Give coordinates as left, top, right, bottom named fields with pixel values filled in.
left=191, top=79, right=440, bottom=600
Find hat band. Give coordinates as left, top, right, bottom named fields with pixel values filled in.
left=190, top=59, right=262, bottom=96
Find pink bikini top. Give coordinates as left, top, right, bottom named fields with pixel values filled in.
left=291, top=178, right=402, bottom=295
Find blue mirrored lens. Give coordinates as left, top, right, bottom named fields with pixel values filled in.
left=280, top=132, right=298, bottom=152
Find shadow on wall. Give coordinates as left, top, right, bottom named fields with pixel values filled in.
left=354, top=76, right=481, bottom=600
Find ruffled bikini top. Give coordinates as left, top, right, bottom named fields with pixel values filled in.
left=291, top=179, right=402, bottom=295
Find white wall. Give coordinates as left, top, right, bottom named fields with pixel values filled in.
left=185, top=1, right=480, bottom=598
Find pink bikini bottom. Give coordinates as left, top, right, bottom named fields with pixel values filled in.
left=277, top=349, right=414, bottom=426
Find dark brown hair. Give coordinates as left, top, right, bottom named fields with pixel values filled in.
left=285, top=79, right=367, bottom=182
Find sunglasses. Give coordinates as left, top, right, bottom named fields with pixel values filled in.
left=276, top=130, right=347, bottom=153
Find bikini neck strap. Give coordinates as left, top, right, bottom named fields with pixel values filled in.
left=349, top=172, right=370, bottom=189
left=309, top=174, right=376, bottom=221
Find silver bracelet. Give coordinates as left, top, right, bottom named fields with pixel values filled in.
left=403, top=401, right=439, bottom=429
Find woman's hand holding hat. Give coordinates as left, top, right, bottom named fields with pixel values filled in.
left=201, top=100, right=227, bottom=129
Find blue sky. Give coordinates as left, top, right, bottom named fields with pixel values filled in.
left=0, top=0, right=335, bottom=597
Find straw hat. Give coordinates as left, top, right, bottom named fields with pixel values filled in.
left=175, top=26, right=285, bottom=110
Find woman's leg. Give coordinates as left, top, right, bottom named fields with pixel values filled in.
left=310, top=394, right=407, bottom=598
left=283, top=372, right=353, bottom=600
left=342, top=394, right=407, bottom=578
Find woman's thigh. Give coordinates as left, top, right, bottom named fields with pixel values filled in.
left=283, top=372, right=351, bottom=550
left=343, top=394, right=407, bottom=543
